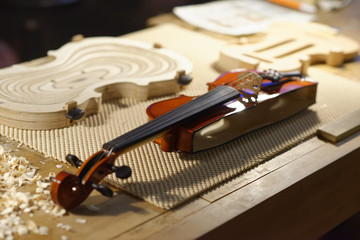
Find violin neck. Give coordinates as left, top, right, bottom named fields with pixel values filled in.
left=102, top=85, right=240, bottom=153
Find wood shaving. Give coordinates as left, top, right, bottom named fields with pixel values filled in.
left=0, top=145, right=67, bottom=239
left=61, top=235, right=69, bottom=240
left=39, top=226, right=49, bottom=235
left=16, top=224, right=29, bottom=236
left=56, top=223, right=72, bottom=231
left=25, top=220, right=39, bottom=233
left=75, top=218, right=87, bottom=224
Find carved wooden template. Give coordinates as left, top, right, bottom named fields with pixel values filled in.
left=0, top=37, right=192, bottom=130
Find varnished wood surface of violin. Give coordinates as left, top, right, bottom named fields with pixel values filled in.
left=147, top=70, right=317, bottom=152
left=0, top=36, right=192, bottom=130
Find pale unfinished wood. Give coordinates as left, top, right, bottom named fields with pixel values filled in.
left=3, top=127, right=360, bottom=240
left=116, top=198, right=210, bottom=240
left=0, top=37, right=192, bottom=130
left=201, top=137, right=323, bottom=202
left=217, top=22, right=359, bottom=74
left=317, top=108, right=360, bottom=143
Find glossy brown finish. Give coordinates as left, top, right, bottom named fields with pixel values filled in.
left=147, top=71, right=317, bottom=152
left=50, top=170, right=93, bottom=210
left=50, top=150, right=119, bottom=210
left=147, top=95, right=235, bottom=152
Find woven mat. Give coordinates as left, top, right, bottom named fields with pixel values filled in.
left=1, top=24, right=360, bottom=209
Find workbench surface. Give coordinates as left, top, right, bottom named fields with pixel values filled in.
left=1, top=2, right=360, bottom=239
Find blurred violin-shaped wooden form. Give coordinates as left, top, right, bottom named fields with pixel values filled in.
left=218, top=22, right=359, bottom=74
left=0, top=36, right=192, bottom=130
left=147, top=69, right=317, bottom=153
left=51, top=70, right=317, bottom=210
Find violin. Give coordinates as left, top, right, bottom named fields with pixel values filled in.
left=147, top=69, right=317, bottom=152
left=51, top=69, right=317, bottom=210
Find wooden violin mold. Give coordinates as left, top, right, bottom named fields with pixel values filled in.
left=217, top=22, right=359, bottom=74
left=0, top=36, right=192, bottom=130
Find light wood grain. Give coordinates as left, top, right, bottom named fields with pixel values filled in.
left=317, top=108, right=360, bottom=143
left=146, top=133, right=360, bottom=240
left=217, top=22, right=359, bottom=74
left=0, top=37, right=192, bottom=130
left=2, top=2, right=360, bottom=239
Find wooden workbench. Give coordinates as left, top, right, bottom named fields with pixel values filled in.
left=2, top=2, right=360, bottom=239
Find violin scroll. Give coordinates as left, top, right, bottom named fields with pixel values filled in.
left=50, top=151, right=131, bottom=210
left=50, top=171, right=93, bottom=210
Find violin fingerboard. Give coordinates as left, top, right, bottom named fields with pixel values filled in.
left=103, top=85, right=240, bottom=153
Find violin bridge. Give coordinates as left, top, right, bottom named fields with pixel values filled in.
left=236, top=72, right=263, bottom=97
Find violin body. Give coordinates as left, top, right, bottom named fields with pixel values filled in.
left=147, top=70, right=317, bottom=152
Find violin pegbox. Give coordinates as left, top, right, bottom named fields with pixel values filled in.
left=51, top=151, right=132, bottom=210
left=217, top=22, right=359, bottom=74
left=0, top=37, right=193, bottom=130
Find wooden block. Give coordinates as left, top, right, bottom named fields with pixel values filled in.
left=317, top=108, right=360, bottom=143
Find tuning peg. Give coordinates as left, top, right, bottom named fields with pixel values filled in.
left=109, top=165, right=132, bottom=179
left=91, top=183, right=113, bottom=197
left=65, top=154, right=83, bottom=168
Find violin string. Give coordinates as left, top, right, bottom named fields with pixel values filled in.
left=81, top=71, right=277, bottom=176
left=103, top=85, right=239, bottom=153
left=104, top=72, right=259, bottom=152
left=82, top=71, right=287, bottom=177
left=80, top=150, right=108, bottom=180
left=214, top=71, right=263, bottom=90
left=222, top=71, right=255, bottom=86
left=218, top=70, right=295, bottom=87
left=103, top=71, right=293, bottom=154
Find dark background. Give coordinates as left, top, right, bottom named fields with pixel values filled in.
left=0, top=0, right=208, bottom=67
left=0, top=1, right=360, bottom=239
